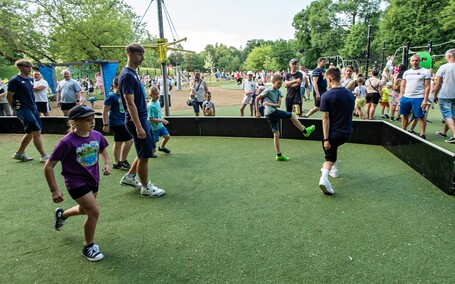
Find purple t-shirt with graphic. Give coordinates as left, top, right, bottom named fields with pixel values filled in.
left=49, top=130, right=108, bottom=190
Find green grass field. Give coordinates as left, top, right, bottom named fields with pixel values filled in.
left=0, top=134, right=454, bottom=283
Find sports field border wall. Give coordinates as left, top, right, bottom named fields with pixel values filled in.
left=1, top=116, right=453, bottom=195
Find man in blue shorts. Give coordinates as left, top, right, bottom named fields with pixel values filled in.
left=118, top=44, right=165, bottom=197
left=318, top=67, right=355, bottom=195
left=7, top=59, right=49, bottom=162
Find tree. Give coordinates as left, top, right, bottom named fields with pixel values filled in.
left=271, top=39, right=298, bottom=71
left=204, top=53, right=214, bottom=73
left=243, top=45, right=278, bottom=71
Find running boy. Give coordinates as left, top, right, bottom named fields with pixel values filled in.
left=44, top=105, right=110, bottom=261
left=255, top=74, right=315, bottom=161
left=147, top=86, right=171, bottom=154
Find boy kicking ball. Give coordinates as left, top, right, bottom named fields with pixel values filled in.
left=255, top=74, right=315, bottom=161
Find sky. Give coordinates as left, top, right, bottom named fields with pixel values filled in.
left=124, top=0, right=314, bottom=52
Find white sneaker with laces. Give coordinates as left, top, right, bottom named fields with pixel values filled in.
left=141, top=181, right=166, bottom=197
left=329, top=168, right=339, bottom=178
left=120, top=174, right=141, bottom=188
left=40, top=155, right=49, bottom=163
left=319, top=177, right=335, bottom=195
left=12, top=152, right=33, bottom=162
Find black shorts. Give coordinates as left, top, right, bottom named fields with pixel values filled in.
left=68, top=184, right=99, bottom=200
left=322, top=137, right=348, bottom=163
left=365, top=93, right=380, bottom=105
left=313, top=94, right=321, bottom=107
left=285, top=97, right=301, bottom=112
left=36, top=102, right=49, bottom=113
left=61, top=102, right=77, bottom=111
left=111, top=124, right=133, bottom=142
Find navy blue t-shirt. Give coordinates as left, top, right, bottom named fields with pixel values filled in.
left=104, top=92, right=126, bottom=127
left=320, top=87, right=355, bottom=140
left=118, top=67, right=147, bottom=121
left=7, top=75, right=36, bottom=110
left=311, top=68, right=327, bottom=96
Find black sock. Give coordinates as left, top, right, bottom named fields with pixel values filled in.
left=85, top=242, right=94, bottom=248
left=302, top=128, right=307, bottom=134
left=277, top=153, right=282, bottom=157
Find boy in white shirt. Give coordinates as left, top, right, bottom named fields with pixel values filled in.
left=240, top=71, right=256, bottom=116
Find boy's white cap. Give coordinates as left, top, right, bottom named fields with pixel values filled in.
left=386, top=82, right=392, bottom=86
left=247, top=71, right=253, bottom=75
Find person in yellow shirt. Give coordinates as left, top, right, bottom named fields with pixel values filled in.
left=380, top=82, right=392, bottom=118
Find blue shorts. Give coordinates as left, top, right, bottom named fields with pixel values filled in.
left=192, top=100, right=203, bottom=113
left=16, top=109, right=42, bottom=133
left=125, top=119, right=156, bottom=159
left=400, top=97, right=425, bottom=118
left=438, top=98, right=455, bottom=121
left=265, top=109, right=292, bottom=133
left=152, top=126, right=170, bottom=143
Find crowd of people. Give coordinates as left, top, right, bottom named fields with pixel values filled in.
left=2, top=46, right=454, bottom=262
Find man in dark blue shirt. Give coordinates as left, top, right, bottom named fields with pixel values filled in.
left=7, top=59, right=48, bottom=162
left=118, top=44, right=165, bottom=198
left=318, top=67, right=355, bottom=195
left=305, top=57, right=327, bottom=118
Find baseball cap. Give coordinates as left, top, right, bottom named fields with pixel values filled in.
left=386, top=82, right=393, bottom=86
left=68, top=105, right=101, bottom=120
left=289, top=59, right=298, bottom=64
left=247, top=71, right=253, bottom=75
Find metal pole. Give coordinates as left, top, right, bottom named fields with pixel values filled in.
left=404, top=42, right=410, bottom=69
left=157, top=0, right=170, bottom=116
left=365, top=25, right=372, bottom=77
left=381, top=41, right=385, bottom=71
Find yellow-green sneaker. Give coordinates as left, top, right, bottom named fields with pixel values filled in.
left=275, top=154, right=290, bottom=161
left=303, top=125, right=315, bottom=137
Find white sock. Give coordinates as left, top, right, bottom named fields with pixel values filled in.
left=331, top=161, right=338, bottom=171
left=321, top=168, right=329, bottom=179
left=127, top=173, right=135, bottom=178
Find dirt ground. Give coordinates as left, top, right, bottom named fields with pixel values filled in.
left=48, top=85, right=242, bottom=116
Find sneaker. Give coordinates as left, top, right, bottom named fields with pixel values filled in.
left=141, top=181, right=166, bottom=197
left=54, top=208, right=66, bottom=231
left=121, top=160, right=131, bottom=169
left=120, top=174, right=141, bottom=188
left=151, top=153, right=158, bottom=158
left=384, top=114, right=390, bottom=118
left=158, top=147, right=171, bottom=154
left=445, top=137, right=455, bottom=143
left=329, top=168, right=339, bottom=178
left=113, top=161, right=130, bottom=171
left=12, top=152, right=33, bottom=162
left=408, top=130, right=417, bottom=135
left=275, top=154, right=290, bottom=161
left=381, top=114, right=386, bottom=118
left=397, top=118, right=402, bottom=122
left=39, top=155, right=49, bottom=163
left=436, top=131, right=447, bottom=138
left=303, top=125, right=315, bottom=137
left=113, top=162, right=122, bottom=169
left=420, top=135, right=427, bottom=140
left=81, top=243, right=104, bottom=262
left=319, top=177, right=334, bottom=195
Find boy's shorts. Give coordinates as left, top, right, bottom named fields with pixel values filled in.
left=355, top=97, right=366, bottom=108
left=265, top=109, right=292, bottom=133
left=111, top=124, right=132, bottom=142
left=400, top=97, right=425, bottom=118
left=36, top=102, right=49, bottom=113
left=68, top=184, right=98, bottom=200
left=16, top=108, right=42, bottom=133
left=125, top=119, right=156, bottom=159
left=322, top=137, right=348, bottom=163
left=380, top=102, right=390, bottom=107
left=152, top=126, right=170, bottom=143
left=438, top=98, right=455, bottom=121
left=242, top=94, right=253, bottom=105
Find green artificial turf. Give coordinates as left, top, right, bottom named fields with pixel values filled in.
left=0, top=134, right=454, bottom=283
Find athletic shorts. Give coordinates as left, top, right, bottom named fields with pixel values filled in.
left=438, top=98, right=455, bottom=121
left=313, top=94, right=321, bottom=107
left=15, top=108, right=42, bottom=133
left=242, top=94, right=253, bottom=105
left=355, top=97, right=366, bottom=108
left=152, top=126, right=170, bottom=143
left=380, top=102, right=390, bottom=107
left=285, top=97, right=301, bottom=112
left=365, top=93, right=380, bottom=105
left=110, top=124, right=132, bottom=142
left=265, top=109, right=292, bottom=133
left=68, top=184, right=98, bottom=200
left=125, top=119, right=156, bottom=159
left=36, top=102, right=49, bottom=114
left=61, top=102, right=77, bottom=111
left=399, top=97, right=425, bottom=118
left=322, top=137, right=348, bottom=163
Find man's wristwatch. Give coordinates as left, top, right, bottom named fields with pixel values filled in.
left=103, top=124, right=108, bottom=126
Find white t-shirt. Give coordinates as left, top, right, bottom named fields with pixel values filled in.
left=353, top=86, right=367, bottom=98
left=33, top=79, right=49, bottom=102
left=242, top=80, right=256, bottom=95
left=403, top=67, right=431, bottom=98
left=158, top=78, right=172, bottom=96
left=436, top=62, right=455, bottom=99
left=299, top=70, right=307, bottom=87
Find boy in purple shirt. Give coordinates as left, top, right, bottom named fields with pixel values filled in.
left=44, top=105, right=110, bottom=262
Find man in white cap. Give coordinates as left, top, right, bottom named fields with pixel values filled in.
left=240, top=71, right=257, bottom=116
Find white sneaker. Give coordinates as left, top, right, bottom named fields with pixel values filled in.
left=141, top=182, right=165, bottom=197
left=40, top=155, right=49, bottom=163
left=120, top=174, right=141, bottom=188
left=319, top=177, right=334, bottom=195
left=329, top=168, right=339, bottom=178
